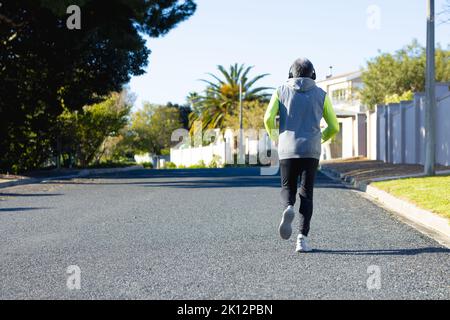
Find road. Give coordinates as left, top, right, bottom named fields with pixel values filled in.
left=0, top=168, right=449, bottom=299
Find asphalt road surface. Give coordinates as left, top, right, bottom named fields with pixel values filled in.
left=0, top=168, right=449, bottom=299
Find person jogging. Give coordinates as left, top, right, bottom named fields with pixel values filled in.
left=264, top=58, right=339, bottom=253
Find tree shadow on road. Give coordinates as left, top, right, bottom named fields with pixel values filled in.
left=0, top=193, right=63, bottom=197
left=140, top=176, right=281, bottom=188
left=0, top=207, right=52, bottom=212
left=54, top=169, right=347, bottom=190
left=312, top=247, right=450, bottom=256
left=135, top=175, right=349, bottom=189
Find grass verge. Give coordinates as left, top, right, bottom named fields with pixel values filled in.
left=372, top=175, right=450, bottom=219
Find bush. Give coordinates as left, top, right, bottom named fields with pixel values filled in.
left=84, top=160, right=136, bottom=169
left=59, top=92, right=132, bottom=168
left=163, top=161, right=177, bottom=169
left=160, top=148, right=171, bottom=156
left=188, top=160, right=206, bottom=169
left=141, top=162, right=153, bottom=169
left=208, top=155, right=222, bottom=168
left=170, top=160, right=215, bottom=169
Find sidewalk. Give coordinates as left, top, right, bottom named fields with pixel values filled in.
left=320, top=158, right=450, bottom=248
left=321, top=158, right=450, bottom=187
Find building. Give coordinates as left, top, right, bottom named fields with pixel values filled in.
left=316, top=71, right=368, bottom=160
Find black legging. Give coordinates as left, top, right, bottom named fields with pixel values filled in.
left=280, top=158, right=319, bottom=237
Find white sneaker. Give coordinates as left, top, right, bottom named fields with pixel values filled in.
left=296, top=234, right=312, bottom=252
left=278, top=205, right=295, bottom=240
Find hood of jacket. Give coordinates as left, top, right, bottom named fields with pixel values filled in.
left=286, top=77, right=316, bottom=92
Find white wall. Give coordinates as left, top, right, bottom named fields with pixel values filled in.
left=366, top=110, right=377, bottom=160
left=170, top=143, right=226, bottom=167
left=391, top=104, right=403, bottom=164
left=170, top=134, right=262, bottom=167
left=134, top=153, right=152, bottom=164
left=341, top=117, right=354, bottom=158
left=403, top=102, right=416, bottom=164
left=376, top=83, right=450, bottom=166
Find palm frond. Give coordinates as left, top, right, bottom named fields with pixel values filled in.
left=235, top=63, right=245, bottom=81
left=204, top=72, right=225, bottom=86
left=217, top=65, right=234, bottom=85
left=245, top=73, right=270, bottom=90
left=240, top=65, right=254, bottom=84
left=246, top=86, right=274, bottom=96
left=199, top=79, right=221, bottom=91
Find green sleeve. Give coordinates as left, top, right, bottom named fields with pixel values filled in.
left=321, top=94, right=339, bottom=143
left=264, top=90, right=280, bottom=141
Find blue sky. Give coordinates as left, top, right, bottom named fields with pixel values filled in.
left=128, top=0, right=450, bottom=108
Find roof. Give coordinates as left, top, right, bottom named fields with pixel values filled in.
left=316, top=70, right=362, bottom=84
left=334, top=109, right=362, bottom=117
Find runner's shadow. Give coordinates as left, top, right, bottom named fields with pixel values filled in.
left=312, top=247, right=450, bottom=256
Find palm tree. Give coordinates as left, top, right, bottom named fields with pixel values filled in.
left=186, top=91, right=201, bottom=109
left=190, top=64, right=272, bottom=130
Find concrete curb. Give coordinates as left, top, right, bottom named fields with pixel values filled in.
left=0, top=178, right=41, bottom=189
left=320, top=166, right=450, bottom=248
left=0, top=165, right=143, bottom=189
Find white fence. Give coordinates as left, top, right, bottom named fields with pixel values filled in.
left=170, top=142, right=227, bottom=167
left=170, top=132, right=271, bottom=167
left=366, top=109, right=377, bottom=160
left=374, top=83, right=450, bottom=166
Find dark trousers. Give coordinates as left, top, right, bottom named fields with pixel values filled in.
left=280, top=158, right=319, bottom=236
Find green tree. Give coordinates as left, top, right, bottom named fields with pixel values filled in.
left=122, top=103, right=185, bottom=156
left=166, top=102, right=191, bottom=129
left=187, top=92, right=201, bottom=108
left=58, top=92, right=132, bottom=167
left=222, top=100, right=267, bottom=130
left=190, top=64, right=272, bottom=130
left=360, top=40, right=450, bottom=109
left=0, top=0, right=196, bottom=172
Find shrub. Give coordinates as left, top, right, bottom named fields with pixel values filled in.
left=189, top=160, right=206, bottom=169
left=208, top=155, right=222, bottom=168
left=163, top=161, right=177, bottom=169
left=142, top=162, right=153, bottom=169
left=84, top=160, right=136, bottom=169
